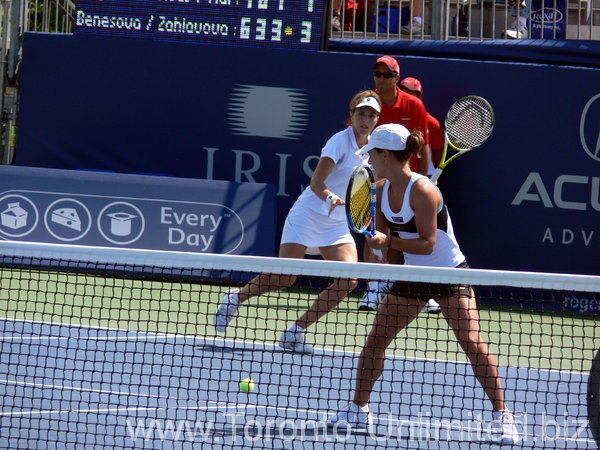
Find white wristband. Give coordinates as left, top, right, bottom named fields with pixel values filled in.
left=326, top=193, right=340, bottom=206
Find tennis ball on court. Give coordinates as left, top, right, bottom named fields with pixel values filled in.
left=239, top=378, right=255, bottom=393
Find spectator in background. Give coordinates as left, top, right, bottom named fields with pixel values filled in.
left=332, top=0, right=342, bottom=31
left=398, top=77, right=444, bottom=174
left=402, top=0, right=424, bottom=35
left=372, top=55, right=430, bottom=174
left=332, top=0, right=365, bottom=32
left=451, top=1, right=470, bottom=37
left=502, top=0, right=530, bottom=39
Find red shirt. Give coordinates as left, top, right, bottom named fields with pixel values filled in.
left=377, top=86, right=429, bottom=171
left=377, top=86, right=429, bottom=138
left=427, top=112, right=444, bottom=168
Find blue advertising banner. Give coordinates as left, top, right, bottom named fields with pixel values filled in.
left=0, top=165, right=276, bottom=255
left=15, top=33, right=600, bottom=279
left=530, top=0, right=566, bottom=39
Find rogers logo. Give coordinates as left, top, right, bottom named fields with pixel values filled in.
left=580, top=93, right=600, bottom=162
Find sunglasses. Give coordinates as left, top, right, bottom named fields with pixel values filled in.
left=373, top=71, right=397, bottom=79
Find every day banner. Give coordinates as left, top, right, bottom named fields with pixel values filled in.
left=0, top=165, right=275, bottom=255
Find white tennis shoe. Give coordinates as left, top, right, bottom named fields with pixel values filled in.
left=425, top=298, right=441, bottom=313
left=328, top=403, right=372, bottom=429
left=358, top=290, right=381, bottom=311
left=279, top=328, right=313, bottom=354
left=491, top=410, right=520, bottom=444
left=503, top=20, right=529, bottom=39
left=358, top=280, right=392, bottom=311
left=213, top=288, right=240, bottom=333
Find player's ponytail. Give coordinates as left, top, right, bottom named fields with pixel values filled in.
left=406, top=130, right=425, bottom=157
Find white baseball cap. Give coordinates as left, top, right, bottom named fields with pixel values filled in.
left=354, top=96, right=381, bottom=114
left=356, top=123, right=410, bottom=155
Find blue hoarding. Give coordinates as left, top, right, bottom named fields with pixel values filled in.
left=15, top=33, right=600, bottom=276
left=0, top=165, right=276, bottom=255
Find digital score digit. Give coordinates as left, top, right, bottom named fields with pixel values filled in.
left=74, top=0, right=325, bottom=51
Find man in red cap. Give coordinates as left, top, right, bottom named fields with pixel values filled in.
left=372, top=55, right=430, bottom=175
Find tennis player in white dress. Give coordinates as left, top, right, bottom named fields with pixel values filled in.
left=214, top=91, right=381, bottom=354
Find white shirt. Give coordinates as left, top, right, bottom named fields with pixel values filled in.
left=296, top=126, right=367, bottom=222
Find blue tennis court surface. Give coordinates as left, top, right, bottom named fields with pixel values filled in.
left=0, top=318, right=596, bottom=449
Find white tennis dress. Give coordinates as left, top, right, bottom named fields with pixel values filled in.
left=281, top=126, right=367, bottom=251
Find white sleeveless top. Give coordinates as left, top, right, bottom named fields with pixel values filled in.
left=381, top=173, right=465, bottom=268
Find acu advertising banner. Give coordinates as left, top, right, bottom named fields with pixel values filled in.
left=16, top=33, right=600, bottom=278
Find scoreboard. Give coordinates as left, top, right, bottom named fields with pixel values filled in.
left=74, top=0, right=326, bottom=51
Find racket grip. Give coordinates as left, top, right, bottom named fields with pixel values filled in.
left=372, top=248, right=383, bottom=259
left=430, top=167, right=443, bottom=183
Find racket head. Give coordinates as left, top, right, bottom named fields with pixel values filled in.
left=445, top=95, right=495, bottom=151
left=345, top=165, right=377, bottom=236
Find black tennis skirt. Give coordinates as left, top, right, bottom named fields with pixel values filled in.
left=385, top=261, right=472, bottom=302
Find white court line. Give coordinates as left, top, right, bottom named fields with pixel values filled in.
left=0, top=316, right=589, bottom=377
left=0, top=404, right=254, bottom=417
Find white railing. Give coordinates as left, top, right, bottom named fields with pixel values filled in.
left=331, top=0, right=599, bottom=40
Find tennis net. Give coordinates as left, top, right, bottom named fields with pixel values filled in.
left=0, top=240, right=599, bottom=449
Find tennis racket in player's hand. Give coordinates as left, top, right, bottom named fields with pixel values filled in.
left=430, top=95, right=495, bottom=183
left=345, top=165, right=383, bottom=259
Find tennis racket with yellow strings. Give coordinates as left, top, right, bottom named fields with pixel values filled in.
left=345, top=165, right=383, bottom=258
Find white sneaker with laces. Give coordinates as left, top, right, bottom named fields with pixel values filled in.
left=492, top=410, right=520, bottom=444
left=425, top=298, right=441, bottom=313
left=328, top=403, right=372, bottom=429
left=401, top=18, right=422, bottom=35
left=503, top=20, right=528, bottom=39
left=213, top=288, right=240, bottom=333
left=279, top=328, right=313, bottom=354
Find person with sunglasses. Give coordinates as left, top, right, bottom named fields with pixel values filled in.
left=372, top=55, right=430, bottom=176
left=359, top=55, right=432, bottom=312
